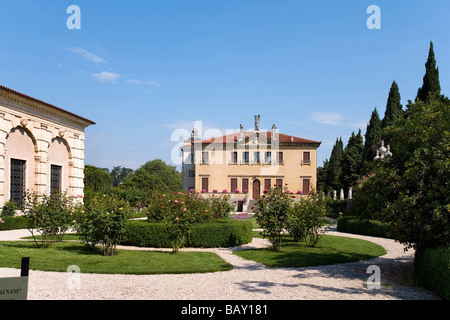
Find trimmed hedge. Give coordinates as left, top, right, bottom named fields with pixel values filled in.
left=337, top=216, right=394, bottom=239
left=189, top=220, right=253, bottom=248
left=122, top=221, right=172, bottom=248
left=0, top=216, right=27, bottom=231
left=121, top=220, right=253, bottom=248
left=414, top=246, right=450, bottom=300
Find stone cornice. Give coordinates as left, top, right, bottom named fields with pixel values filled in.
left=0, top=86, right=95, bottom=131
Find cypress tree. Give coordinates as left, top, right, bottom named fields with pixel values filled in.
left=416, top=41, right=441, bottom=102
left=316, top=159, right=329, bottom=193
left=362, top=108, right=383, bottom=169
left=382, top=80, right=403, bottom=129
left=342, top=130, right=364, bottom=191
left=327, top=137, right=345, bottom=192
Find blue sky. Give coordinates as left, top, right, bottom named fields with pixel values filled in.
left=1, top=0, right=449, bottom=170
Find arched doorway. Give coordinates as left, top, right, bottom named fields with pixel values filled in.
left=252, top=179, right=260, bottom=200
left=4, top=126, right=38, bottom=204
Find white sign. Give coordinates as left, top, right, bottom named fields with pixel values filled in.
left=0, top=276, right=28, bottom=300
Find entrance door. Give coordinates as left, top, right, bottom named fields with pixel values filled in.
left=252, top=180, right=260, bottom=200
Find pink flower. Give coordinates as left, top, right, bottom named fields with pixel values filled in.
left=162, top=194, right=166, bottom=197
left=183, top=208, right=187, bottom=212
left=181, top=202, right=185, bottom=205
left=175, top=217, right=179, bottom=220
left=174, top=200, right=179, bottom=204
left=205, top=210, right=208, bottom=213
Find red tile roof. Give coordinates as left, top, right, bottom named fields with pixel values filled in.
left=0, top=84, right=96, bottom=125
left=190, top=131, right=321, bottom=146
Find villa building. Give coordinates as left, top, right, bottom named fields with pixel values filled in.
left=0, top=85, right=95, bottom=207
left=181, top=116, right=321, bottom=210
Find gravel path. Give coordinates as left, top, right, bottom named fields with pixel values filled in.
left=0, top=228, right=440, bottom=300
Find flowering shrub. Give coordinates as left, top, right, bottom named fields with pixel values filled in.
left=1, top=201, right=17, bottom=218
left=75, top=194, right=130, bottom=256
left=222, top=189, right=228, bottom=193
left=22, top=191, right=77, bottom=248
left=288, top=191, right=328, bottom=247
left=255, top=186, right=293, bottom=251
left=146, top=191, right=233, bottom=253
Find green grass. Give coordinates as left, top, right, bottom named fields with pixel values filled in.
left=0, top=241, right=232, bottom=275
left=234, top=234, right=386, bottom=268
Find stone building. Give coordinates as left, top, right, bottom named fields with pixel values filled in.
left=181, top=116, right=321, bottom=210
left=0, top=85, right=95, bottom=207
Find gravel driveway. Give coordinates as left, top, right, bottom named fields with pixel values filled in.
left=0, top=228, right=440, bottom=300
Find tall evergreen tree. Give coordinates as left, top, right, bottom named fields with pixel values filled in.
left=342, top=130, right=364, bottom=192
left=326, top=137, right=344, bottom=192
left=416, top=41, right=441, bottom=102
left=316, top=159, right=329, bottom=192
left=362, top=108, right=383, bottom=170
left=382, top=81, right=403, bottom=129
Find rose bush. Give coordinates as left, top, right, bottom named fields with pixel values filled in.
left=145, top=191, right=233, bottom=253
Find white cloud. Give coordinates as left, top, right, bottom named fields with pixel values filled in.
left=92, top=71, right=121, bottom=83
left=64, top=47, right=106, bottom=64
left=311, top=112, right=343, bottom=125
left=126, top=79, right=160, bottom=87
left=144, top=80, right=160, bottom=87
left=126, top=79, right=143, bottom=85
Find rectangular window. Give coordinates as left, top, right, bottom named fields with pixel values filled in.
left=264, top=179, right=271, bottom=191
left=190, top=153, right=195, bottom=164
left=243, top=151, right=249, bottom=164
left=302, top=151, right=311, bottom=165
left=242, top=178, right=249, bottom=193
left=10, top=159, right=26, bottom=204
left=202, top=152, right=209, bottom=164
left=254, top=151, right=260, bottom=164
left=265, top=151, right=272, bottom=164
left=277, top=152, right=284, bottom=164
left=50, top=165, right=62, bottom=193
left=188, top=170, right=195, bottom=178
left=230, top=151, right=238, bottom=164
left=231, top=178, right=238, bottom=193
left=276, top=178, right=283, bottom=189
left=202, top=177, right=209, bottom=192
left=303, top=179, right=310, bottom=193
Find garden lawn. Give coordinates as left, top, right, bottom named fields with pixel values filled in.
left=0, top=241, right=232, bottom=275
left=234, top=234, right=386, bottom=268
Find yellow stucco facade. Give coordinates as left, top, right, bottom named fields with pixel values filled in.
left=182, top=119, right=321, bottom=206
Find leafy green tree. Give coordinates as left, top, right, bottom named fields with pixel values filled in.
left=386, top=98, right=449, bottom=251
left=110, top=166, right=134, bottom=187
left=130, top=159, right=182, bottom=192
left=84, top=165, right=113, bottom=192
left=121, top=170, right=169, bottom=192
left=416, top=41, right=441, bottom=102
left=355, top=98, right=449, bottom=251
